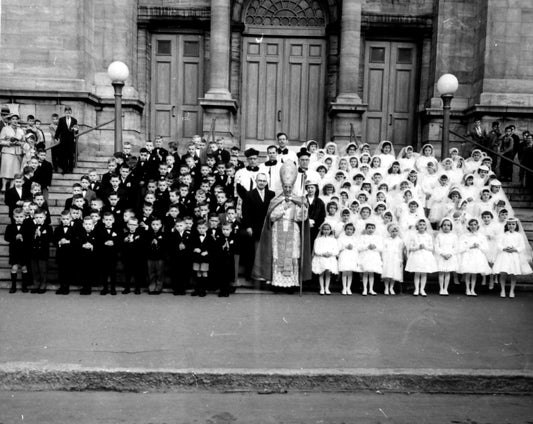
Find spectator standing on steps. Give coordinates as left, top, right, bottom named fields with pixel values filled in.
left=54, top=106, right=79, bottom=174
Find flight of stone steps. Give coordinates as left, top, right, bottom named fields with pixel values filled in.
left=0, top=158, right=532, bottom=284
left=0, top=156, right=109, bottom=281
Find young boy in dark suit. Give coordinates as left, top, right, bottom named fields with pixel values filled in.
left=190, top=219, right=214, bottom=297
left=166, top=218, right=191, bottom=295
left=26, top=209, right=53, bottom=293
left=121, top=217, right=145, bottom=295
left=76, top=216, right=97, bottom=295
left=4, top=208, right=31, bottom=292
left=213, top=221, right=237, bottom=297
left=95, top=212, right=121, bottom=295
left=145, top=217, right=166, bottom=295
left=53, top=210, right=76, bottom=295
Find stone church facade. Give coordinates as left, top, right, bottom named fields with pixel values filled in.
left=0, top=0, right=532, bottom=156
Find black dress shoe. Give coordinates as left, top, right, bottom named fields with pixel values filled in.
left=9, top=287, right=16, bottom=294
left=122, top=288, right=130, bottom=295
left=173, top=291, right=186, bottom=296
left=110, top=288, right=117, bottom=295
left=62, top=289, right=70, bottom=295
left=198, top=291, right=206, bottom=297
left=30, top=288, right=40, bottom=293
left=21, top=287, right=29, bottom=293
left=38, top=288, right=46, bottom=294
left=191, top=290, right=199, bottom=296
left=134, top=289, right=141, bottom=295
left=100, top=288, right=108, bottom=295
left=55, top=289, right=64, bottom=295
left=80, top=289, right=91, bottom=295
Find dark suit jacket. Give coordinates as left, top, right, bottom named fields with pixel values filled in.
left=33, top=161, right=53, bottom=190
left=5, top=187, right=25, bottom=219
left=241, top=188, right=275, bottom=241
left=54, top=116, right=78, bottom=144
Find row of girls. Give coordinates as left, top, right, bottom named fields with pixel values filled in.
left=301, top=140, right=533, bottom=298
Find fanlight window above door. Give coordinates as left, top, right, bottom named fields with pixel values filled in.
left=245, top=0, right=326, bottom=27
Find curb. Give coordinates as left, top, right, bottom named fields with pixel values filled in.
left=1, top=365, right=532, bottom=394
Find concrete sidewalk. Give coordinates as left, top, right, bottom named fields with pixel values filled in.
left=0, top=291, right=532, bottom=393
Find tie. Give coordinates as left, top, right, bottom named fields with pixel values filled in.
left=278, top=148, right=288, bottom=155
left=67, top=117, right=71, bottom=128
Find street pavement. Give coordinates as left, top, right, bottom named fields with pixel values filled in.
left=1, top=391, right=533, bottom=424
left=0, top=290, right=532, bottom=393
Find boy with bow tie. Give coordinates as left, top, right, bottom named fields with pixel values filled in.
left=26, top=209, right=53, bottom=293
left=144, top=217, right=166, bottom=295
left=95, top=212, right=121, bottom=295
left=121, top=218, right=145, bottom=295
left=213, top=221, right=238, bottom=297
left=53, top=210, right=76, bottom=295
left=166, top=218, right=191, bottom=295
left=76, top=216, right=97, bottom=295
left=4, top=208, right=31, bottom=293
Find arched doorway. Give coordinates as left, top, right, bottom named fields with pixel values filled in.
left=239, top=0, right=330, bottom=146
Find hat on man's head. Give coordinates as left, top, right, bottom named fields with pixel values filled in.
left=7, top=113, right=19, bottom=120
left=1, top=106, right=10, bottom=115
left=244, top=148, right=259, bottom=158
left=297, top=148, right=310, bottom=159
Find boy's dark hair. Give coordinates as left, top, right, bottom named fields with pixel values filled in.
left=151, top=217, right=162, bottom=224
left=196, top=219, right=207, bottom=227
left=26, top=114, right=35, bottom=121
left=23, top=166, right=33, bottom=176
left=90, top=209, right=101, bottom=216
left=70, top=205, right=82, bottom=212
left=143, top=202, right=154, bottom=209
left=36, top=148, right=46, bottom=154
left=33, top=192, right=44, bottom=199
left=13, top=207, right=24, bottom=215
left=13, top=173, right=23, bottom=180
left=80, top=175, right=89, bottom=182
left=183, top=216, right=193, bottom=221
left=51, top=113, right=59, bottom=118
left=208, top=212, right=219, bottom=219
left=34, top=208, right=45, bottom=216
left=60, top=209, right=71, bottom=217
left=72, top=183, right=82, bottom=189
left=102, top=211, right=114, bottom=219
left=72, top=194, right=84, bottom=200
left=221, top=221, right=233, bottom=228
left=146, top=179, right=157, bottom=186
left=139, top=147, right=149, bottom=154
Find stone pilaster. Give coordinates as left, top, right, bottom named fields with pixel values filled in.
left=200, top=0, right=238, bottom=141
left=328, top=0, right=366, bottom=148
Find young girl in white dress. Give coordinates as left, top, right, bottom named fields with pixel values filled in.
left=381, top=223, right=405, bottom=295
left=434, top=218, right=459, bottom=295
left=492, top=217, right=533, bottom=298
left=458, top=218, right=492, bottom=296
left=478, top=210, right=499, bottom=289
left=337, top=222, right=359, bottom=295
left=405, top=218, right=437, bottom=296
left=311, top=222, right=339, bottom=295
left=357, top=221, right=383, bottom=296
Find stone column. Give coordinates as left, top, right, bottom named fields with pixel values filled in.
left=200, top=0, right=238, bottom=140
left=328, top=0, right=365, bottom=147
left=205, top=0, right=232, bottom=99
left=336, top=0, right=362, bottom=103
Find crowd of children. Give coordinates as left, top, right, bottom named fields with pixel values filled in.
left=3, top=134, right=532, bottom=298
left=307, top=140, right=532, bottom=298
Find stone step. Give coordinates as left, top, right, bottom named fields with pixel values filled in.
left=77, top=156, right=110, bottom=163
left=75, top=160, right=110, bottom=168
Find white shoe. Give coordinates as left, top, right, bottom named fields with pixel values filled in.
left=466, top=289, right=471, bottom=296
left=443, top=290, right=449, bottom=296
left=369, top=290, right=377, bottom=296
left=362, top=290, right=368, bottom=296
left=420, top=290, right=427, bottom=297
left=325, top=288, right=331, bottom=295
left=384, top=288, right=389, bottom=295
left=347, top=288, right=352, bottom=295
left=489, top=281, right=494, bottom=290
left=341, top=289, right=346, bottom=295
left=500, top=291, right=506, bottom=298
left=439, top=289, right=444, bottom=295
left=413, top=290, right=419, bottom=296
left=319, top=288, right=325, bottom=295
left=471, top=291, right=477, bottom=296
left=510, top=292, right=515, bottom=298
left=390, top=288, right=395, bottom=295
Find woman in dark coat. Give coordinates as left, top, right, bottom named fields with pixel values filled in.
left=305, top=177, right=326, bottom=245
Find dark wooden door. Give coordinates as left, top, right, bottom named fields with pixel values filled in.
left=363, top=41, right=418, bottom=146
left=241, top=37, right=326, bottom=145
left=151, top=34, right=203, bottom=145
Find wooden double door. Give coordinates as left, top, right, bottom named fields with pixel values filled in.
left=150, top=33, right=204, bottom=143
left=363, top=40, right=419, bottom=146
left=241, top=37, right=326, bottom=144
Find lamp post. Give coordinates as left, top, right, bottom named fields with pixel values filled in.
left=107, top=61, right=129, bottom=153
left=437, top=73, right=459, bottom=160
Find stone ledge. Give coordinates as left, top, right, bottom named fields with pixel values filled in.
left=0, top=89, right=145, bottom=112
left=1, top=365, right=532, bottom=394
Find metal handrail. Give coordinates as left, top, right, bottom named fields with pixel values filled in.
left=73, top=118, right=116, bottom=167
left=448, top=128, right=533, bottom=177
